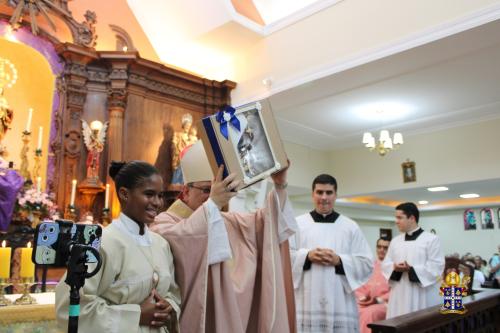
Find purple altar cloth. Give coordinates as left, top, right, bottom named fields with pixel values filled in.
left=0, top=170, right=24, bottom=230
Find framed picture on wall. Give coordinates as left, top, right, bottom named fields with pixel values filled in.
left=402, top=159, right=416, bottom=183
left=379, top=228, right=392, bottom=240
left=463, top=209, right=477, bottom=230
left=480, top=208, right=494, bottom=229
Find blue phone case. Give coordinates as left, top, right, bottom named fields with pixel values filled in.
left=33, top=220, right=102, bottom=266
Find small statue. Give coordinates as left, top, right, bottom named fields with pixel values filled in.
left=79, top=212, right=94, bottom=225
left=82, top=120, right=108, bottom=181
left=171, top=114, right=198, bottom=184
left=0, top=106, right=13, bottom=157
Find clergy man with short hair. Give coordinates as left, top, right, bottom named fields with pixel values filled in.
left=290, top=174, right=373, bottom=332
left=381, top=202, right=445, bottom=318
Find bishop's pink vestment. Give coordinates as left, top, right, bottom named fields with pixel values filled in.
left=152, top=189, right=297, bottom=333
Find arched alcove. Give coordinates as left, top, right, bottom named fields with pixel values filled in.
left=0, top=37, right=55, bottom=189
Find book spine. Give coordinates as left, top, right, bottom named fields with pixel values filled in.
left=201, top=117, right=228, bottom=178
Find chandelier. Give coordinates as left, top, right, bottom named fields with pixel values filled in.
left=362, top=130, right=403, bottom=156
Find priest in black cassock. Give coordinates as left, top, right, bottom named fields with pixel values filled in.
left=382, top=202, right=445, bottom=318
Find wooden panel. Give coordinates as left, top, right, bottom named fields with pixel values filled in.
left=368, top=290, right=500, bottom=333
left=47, top=46, right=236, bottom=219
left=124, top=94, right=204, bottom=162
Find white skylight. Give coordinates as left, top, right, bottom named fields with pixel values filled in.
left=253, top=0, right=319, bottom=24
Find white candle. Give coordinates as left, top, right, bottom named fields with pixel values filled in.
left=70, top=179, right=77, bottom=206
left=36, top=176, right=42, bottom=192
left=26, top=108, right=33, bottom=132
left=104, top=183, right=110, bottom=209
left=37, top=126, right=43, bottom=150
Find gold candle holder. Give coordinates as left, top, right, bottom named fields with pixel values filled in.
left=0, top=278, right=12, bottom=306
left=65, top=205, right=77, bottom=221
left=19, top=131, right=31, bottom=180
left=14, top=277, right=37, bottom=305
left=101, top=208, right=111, bottom=226
left=32, top=148, right=42, bottom=180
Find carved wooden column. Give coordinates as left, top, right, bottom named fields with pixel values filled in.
left=56, top=44, right=97, bottom=219
left=106, top=60, right=129, bottom=218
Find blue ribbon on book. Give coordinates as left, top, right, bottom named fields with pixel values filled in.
left=215, top=105, right=240, bottom=140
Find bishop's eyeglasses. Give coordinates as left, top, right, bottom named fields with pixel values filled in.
left=188, top=184, right=211, bottom=194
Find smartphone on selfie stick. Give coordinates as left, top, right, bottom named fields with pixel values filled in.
left=33, top=220, right=103, bottom=333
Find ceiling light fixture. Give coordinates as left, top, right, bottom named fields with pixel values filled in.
left=459, top=193, right=480, bottom=199
left=418, top=200, right=429, bottom=205
left=427, top=186, right=449, bottom=192
left=362, top=110, right=403, bottom=156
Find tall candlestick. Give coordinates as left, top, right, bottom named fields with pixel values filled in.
left=20, top=242, right=34, bottom=279
left=26, top=108, right=32, bottom=132
left=36, top=176, right=42, bottom=192
left=105, top=183, right=110, bottom=209
left=0, top=241, right=11, bottom=279
left=37, top=126, right=43, bottom=150
left=70, top=179, right=77, bottom=206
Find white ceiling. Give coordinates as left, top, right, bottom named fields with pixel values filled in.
left=269, top=19, right=500, bottom=150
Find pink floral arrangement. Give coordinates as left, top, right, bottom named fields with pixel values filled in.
left=15, top=187, right=58, bottom=222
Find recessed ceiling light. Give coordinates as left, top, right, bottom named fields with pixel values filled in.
left=418, top=200, right=429, bottom=205
left=427, top=186, right=449, bottom=192
left=459, top=193, right=480, bottom=199
left=353, top=102, right=413, bottom=121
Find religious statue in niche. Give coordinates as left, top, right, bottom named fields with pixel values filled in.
left=480, top=208, right=494, bottom=229
left=401, top=159, right=416, bottom=183
left=171, top=113, right=198, bottom=184
left=82, top=120, right=108, bottom=183
left=463, top=209, right=477, bottom=230
left=0, top=106, right=13, bottom=157
left=0, top=56, right=16, bottom=157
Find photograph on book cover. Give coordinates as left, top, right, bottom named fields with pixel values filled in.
left=234, top=104, right=277, bottom=181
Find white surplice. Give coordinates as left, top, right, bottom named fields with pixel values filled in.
left=55, top=213, right=181, bottom=333
left=381, top=228, right=444, bottom=318
left=290, top=213, right=373, bottom=333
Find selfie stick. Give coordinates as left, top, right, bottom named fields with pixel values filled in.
left=64, top=243, right=102, bottom=333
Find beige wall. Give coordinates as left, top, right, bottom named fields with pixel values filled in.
left=328, top=117, right=500, bottom=197
left=283, top=117, right=500, bottom=197
left=284, top=140, right=330, bottom=189
left=419, top=207, right=500, bottom=260
left=0, top=38, right=54, bottom=190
